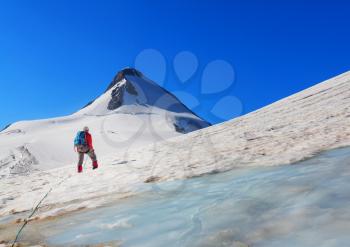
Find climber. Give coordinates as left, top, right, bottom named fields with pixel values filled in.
left=74, top=126, right=99, bottom=173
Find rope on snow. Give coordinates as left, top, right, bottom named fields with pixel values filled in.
left=11, top=165, right=77, bottom=246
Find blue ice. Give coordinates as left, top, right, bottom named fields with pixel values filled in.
left=19, top=147, right=350, bottom=246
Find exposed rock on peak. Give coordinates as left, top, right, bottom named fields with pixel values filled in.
left=107, top=79, right=138, bottom=110
left=105, top=68, right=143, bottom=92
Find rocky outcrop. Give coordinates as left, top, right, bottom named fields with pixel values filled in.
left=107, top=79, right=138, bottom=110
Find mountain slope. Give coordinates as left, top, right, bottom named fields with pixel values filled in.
left=1, top=71, right=350, bottom=222
left=0, top=68, right=210, bottom=178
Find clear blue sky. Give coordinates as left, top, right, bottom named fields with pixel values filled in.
left=1, top=0, right=350, bottom=129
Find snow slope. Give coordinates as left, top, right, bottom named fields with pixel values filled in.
left=1, top=70, right=350, bottom=237
left=0, top=68, right=210, bottom=178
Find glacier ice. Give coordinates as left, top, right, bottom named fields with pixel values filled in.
left=11, top=147, right=350, bottom=247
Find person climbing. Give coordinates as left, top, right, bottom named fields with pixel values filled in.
left=74, top=126, right=99, bottom=173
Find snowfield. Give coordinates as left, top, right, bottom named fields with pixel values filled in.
left=0, top=68, right=209, bottom=178
left=1, top=69, right=350, bottom=244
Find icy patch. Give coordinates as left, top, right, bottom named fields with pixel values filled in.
left=11, top=146, right=350, bottom=247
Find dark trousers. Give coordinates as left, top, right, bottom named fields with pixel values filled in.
left=77, top=148, right=97, bottom=166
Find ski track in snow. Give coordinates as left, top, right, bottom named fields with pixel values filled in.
left=0, top=70, right=350, bottom=231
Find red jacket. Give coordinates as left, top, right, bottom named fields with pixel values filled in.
left=85, top=132, right=93, bottom=149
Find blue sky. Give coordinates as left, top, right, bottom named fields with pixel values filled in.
left=1, top=0, right=350, bottom=129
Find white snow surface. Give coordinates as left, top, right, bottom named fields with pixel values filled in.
left=0, top=70, right=209, bottom=178
left=1, top=70, right=350, bottom=223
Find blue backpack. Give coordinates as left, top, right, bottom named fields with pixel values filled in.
left=74, top=131, right=87, bottom=146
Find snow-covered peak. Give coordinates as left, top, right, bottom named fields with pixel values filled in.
left=77, top=68, right=203, bottom=118
left=104, top=67, right=144, bottom=92
left=0, top=68, right=210, bottom=177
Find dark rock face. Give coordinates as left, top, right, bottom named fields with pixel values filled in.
left=125, top=81, right=138, bottom=95
left=106, top=68, right=141, bottom=110
left=173, top=123, right=185, bottom=133
left=105, top=68, right=143, bottom=93
left=81, top=68, right=142, bottom=111
left=107, top=80, right=138, bottom=111
left=78, top=67, right=211, bottom=130
left=108, top=86, right=123, bottom=110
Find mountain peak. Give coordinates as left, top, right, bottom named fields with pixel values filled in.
left=105, top=68, right=143, bottom=92
left=81, top=67, right=199, bottom=115
left=77, top=68, right=211, bottom=132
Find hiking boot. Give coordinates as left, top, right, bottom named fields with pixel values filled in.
left=78, top=165, right=83, bottom=173
left=93, top=161, right=98, bottom=170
